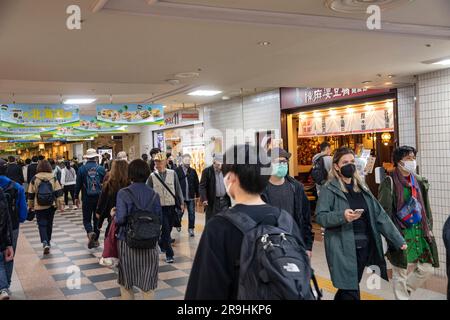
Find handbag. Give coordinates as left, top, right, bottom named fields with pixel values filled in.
left=153, top=173, right=182, bottom=229
left=102, top=218, right=118, bottom=259
left=390, top=174, right=423, bottom=228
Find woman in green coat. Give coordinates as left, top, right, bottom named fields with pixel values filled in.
left=378, top=146, right=439, bottom=300
left=316, top=147, right=406, bottom=300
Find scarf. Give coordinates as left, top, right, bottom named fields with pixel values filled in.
left=392, top=168, right=431, bottom=240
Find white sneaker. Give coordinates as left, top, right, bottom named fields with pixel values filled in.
left=0, top=289, right=10, bottom=300
left=64, top=205, right=70, bottom=210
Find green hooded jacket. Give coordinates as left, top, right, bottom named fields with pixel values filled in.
left=378, top=173, right=439, bottom=269
left=316, top=178, right=405, bottom=290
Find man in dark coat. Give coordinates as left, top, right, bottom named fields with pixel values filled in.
left=444, top=216, right=450, bottom=300
left=261, top=148, right=314, bottom=257
left=26, top=156, right=39, bottom=185
left=199, top=154, right=231, bottom=222
left=5, top=156, right=24, bottom=185
left=175, top=154, right=200, bottom=237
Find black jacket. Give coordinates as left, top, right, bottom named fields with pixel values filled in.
left=261, top=176, right=314, bottom=251
left=443, top=216, right=450, bottom=300
left=0, top=188, right=13, bottom=251
left=199, top=165, right=230, bottom=207
left=175, top=166, right=200, bottom=200
left=27, top=162, right=38, bottom=184
left=6, top=163, right=24, bottom=185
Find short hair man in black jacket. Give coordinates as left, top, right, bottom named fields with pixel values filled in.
left=261, top=148, right=314, bottom=257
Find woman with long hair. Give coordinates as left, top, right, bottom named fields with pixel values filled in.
left=61, top=160, right=77, bottom=210
left=96, top=160, right=129, bottom=241
left=316, top=147, right=407, bottom=300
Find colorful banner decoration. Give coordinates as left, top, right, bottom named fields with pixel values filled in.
left=0, top=104, right=79, bottom=127
left=52, top=127, right=98, bottom=138
left=96, top=104, right=164, bottom=125
left=0, top=127, right=56, bottom=136
left=298, top=105, right=394, bottom=138
left=76, top=116, right=126, bottom=132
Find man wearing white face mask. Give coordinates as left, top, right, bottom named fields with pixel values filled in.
left=378, top=146, right=439, bottom=300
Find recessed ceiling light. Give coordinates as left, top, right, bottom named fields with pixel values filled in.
left=433, top=59, right=450, bottom=66
left=63, top=98, right=96, bottom=105
left=258, top=41, right=271, bottom=46
left=188, top=90, right=222, bottom=97
left=175, top=72, right=200, bottom=79
left=222, top=96, right=231, bottom=100
left=362, top=81, right=372, bottom=84
left=388, top=75, right=395, bottom=78
left=385, top=82, right=393, bottom=85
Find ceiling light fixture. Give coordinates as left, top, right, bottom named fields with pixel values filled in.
left=433, top=59, right=450, bottom=66
left=188, top=90, right=222, bottom=97
left=63, top=98, right=96, bottom=105
left=258, top=41, right=271, bottom=46
left=362, top=81, right=372, bottom=84
left=175, top=72, right=200, bottom=79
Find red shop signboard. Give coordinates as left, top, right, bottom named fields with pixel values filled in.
left=280, top=87, right=391, bottom=110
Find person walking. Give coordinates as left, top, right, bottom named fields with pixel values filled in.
left=0, top=159, right=27, bottom=300
left=27, top=160, right=64, bottom=255
left=316, top=147, right=407, bottom=300
left=147, top=152, right=184, bottom=263
left=96, top=160, right=129, bottom=245
left=0, top=188, right=14, bottom=300
left=61, top=161, right=77, bottom=210
left=75, top=149, right=106, bottom=249
left=148, top=148, right=161, bottom=173
left=311, top=141, right=333, bottom=195
left=27, top=156, right=39, bottom=185
left=175, top=154, right=200, bottom=237
left=378, top=146, right=440, bottom=300
left=5, top=156, right=24, bottom=185
left=199, top=154, right=231, bottom=222
left=114, top=159, right=162, bottom=300
left=261, top=148, right=314, bottom=257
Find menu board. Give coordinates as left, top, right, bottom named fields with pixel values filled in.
left=96, top=104, right=164, bottom=125
left=0, top=104, right=79, bottom=127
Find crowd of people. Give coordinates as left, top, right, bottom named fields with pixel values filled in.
left=0, top=143, right=449, bottom=300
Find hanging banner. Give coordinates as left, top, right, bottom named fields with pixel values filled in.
left=298, top=106, right=394, bottom=138
left=96, top=104, right=164, bottom=125
left=0, top=104, right=79, bottom=127
left=0, top=127, right=56, bottom=136
left=52, top=127, right=98, bottom=138
left=76, top=116, right=126, bottom=132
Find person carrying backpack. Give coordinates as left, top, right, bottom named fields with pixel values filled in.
left=75, top=149, right=106, bottom=249
left=311, top=142, right=333, bottom=195
left=0, top=188, right=13, bottom=300
left=61, top=161, right=77, bottom=210
left=27, top=160, right=64, bottom=256
left=186, top=144, right=317, bottom=300
left=113, top=159, right=162, bottom=300
left=0, top=159, right=27, bottom=300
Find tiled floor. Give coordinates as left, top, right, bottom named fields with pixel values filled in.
left=12, top=208, right=202, bottom=300
left=8, top=208, right=447, bottom=300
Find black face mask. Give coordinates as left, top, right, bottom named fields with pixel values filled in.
left=339, top=163, right=356, bottom=178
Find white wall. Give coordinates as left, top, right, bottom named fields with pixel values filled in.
left=417, top=68, right=450, bottom=277
left=397, top=86, right=417, bottom=148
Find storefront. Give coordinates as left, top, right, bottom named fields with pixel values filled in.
left=152, top=108, right=205, bottom=175
left=280, top=87, right=398, bottom=197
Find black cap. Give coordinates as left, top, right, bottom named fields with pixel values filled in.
left=269, top=148, right=291, bottom=160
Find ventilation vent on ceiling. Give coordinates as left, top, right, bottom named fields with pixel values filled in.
left=325, top=0, right=414, bottom=14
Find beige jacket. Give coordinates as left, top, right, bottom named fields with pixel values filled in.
left=27, top=172, right=64, bottom=211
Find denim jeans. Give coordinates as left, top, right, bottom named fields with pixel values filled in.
left=182, top=200, right=196, bottom=230
left=36, top=208, right=56, bottom=244
left=159, top=206, right=175, bottom=259
left=0, top=228, right=19, bottom=290
left=82, top=196, right=100, bottom=241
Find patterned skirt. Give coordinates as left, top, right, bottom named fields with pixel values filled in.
left=117, top=240, right=159, bottom=292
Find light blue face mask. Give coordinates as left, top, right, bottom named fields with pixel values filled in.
left=272, top=163, right=288, bottom=178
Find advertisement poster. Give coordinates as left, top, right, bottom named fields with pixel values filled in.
left=96, top=104, right=164, bottom=125
left=299, top=107, right=394, bottom=138
left=0, top=104, right=79, bottom=127
left=77, top=116, right=126, bottom=132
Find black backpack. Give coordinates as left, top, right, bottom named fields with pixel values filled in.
left=219, top=208, right=321, bottom=300
left=124, top=189, right=161, bottom=249
left=311, top=155, right=328, bottom=185
left=35, top=177, right=56, bottom=206
left=3, top=182, right=18, bottom=229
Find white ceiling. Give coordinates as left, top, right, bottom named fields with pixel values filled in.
left=0, top=0, right=449, bottom=113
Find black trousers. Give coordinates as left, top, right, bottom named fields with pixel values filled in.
left=82, top=196, right=100, bottom=241
left=63, top=185, right=76, bottom=205
left=36, top=208, right=56, bottom=244
left=205, top=197, right=230, bottom=222
left=334, top=239, right=371, bottom=301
